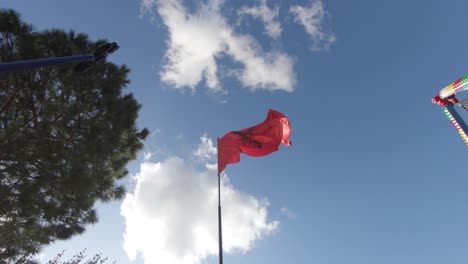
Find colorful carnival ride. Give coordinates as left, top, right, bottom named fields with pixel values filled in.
left=432, top=75, right=468, bottom=145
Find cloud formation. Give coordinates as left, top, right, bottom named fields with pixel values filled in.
left=121, top=136, right=278, bottom=264
left=290, top=0, right=336, bottom=50
left=194, top=134, right=217, bottom=162
left=143, top=152, right=153, bottom=161
left=142, top=0, right=295, bottom=92
left=239, top=0, right=282, bottom=39
left=280, top=206, right=297, bottom=219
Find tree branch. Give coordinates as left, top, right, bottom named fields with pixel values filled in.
left=0, top=86, right=20, bottom=116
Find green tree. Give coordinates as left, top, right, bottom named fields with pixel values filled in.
left=0, top=9, right=148, bottom=262
left=46, top=249, right=115, bottom=264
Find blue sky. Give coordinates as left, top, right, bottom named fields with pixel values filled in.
left=3, top=0, right=468, bottom=263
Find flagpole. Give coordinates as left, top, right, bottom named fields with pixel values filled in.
left=217, top=138, right=223, bottom=264
left=218, top=171, right=223, bottom=264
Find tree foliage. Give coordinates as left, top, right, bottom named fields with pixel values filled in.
left=46, top=249, right=115, bottom=264
left=0, top=9, right=148, bottom=261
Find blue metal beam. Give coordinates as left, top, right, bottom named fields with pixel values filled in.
left=0, top=54, right=95, bottom=73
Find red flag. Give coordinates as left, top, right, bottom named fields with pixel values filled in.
left=217, top=109, right=291, bottom=174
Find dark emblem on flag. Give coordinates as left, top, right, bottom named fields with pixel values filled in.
left=232, top=128, right=262, bottom=148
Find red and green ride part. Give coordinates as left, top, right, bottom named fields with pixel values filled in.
left=433, top=75, right=468, bottom=146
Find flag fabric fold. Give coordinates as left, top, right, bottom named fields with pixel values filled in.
left=217, top=109, right=292, bottom=174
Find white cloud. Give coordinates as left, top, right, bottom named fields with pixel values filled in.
left=290, top=0, right=336, bottom=51
left=149, top=128, right=161, bottom=138
left=143, top=152, right=153, bottom=161
left=280, top=207, right=297, bottom=219
left=194, top=134, right=217, bottom=162
left=224, top=34, right=295, bottom=91
left=156, top=0, right=225, bottom=91
left=143, top=0, right=295, bottom=92
left=140, top=0, right=158, bottom=16
left=121, top=135, right=278, bottom=264
left=194, top=134, right=218, bottom=169
left=239, top=0, right=282, bottom=39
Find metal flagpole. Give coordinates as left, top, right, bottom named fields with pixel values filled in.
left=217, top=138, right=223, bottom=264
left=218, top=172, right=223, bottom=264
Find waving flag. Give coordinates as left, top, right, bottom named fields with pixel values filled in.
left=217, top=109, right=292, bottom=174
